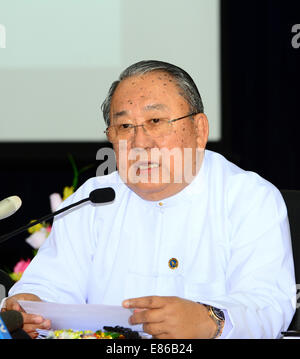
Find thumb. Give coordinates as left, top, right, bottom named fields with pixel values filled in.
left=6, top=299, right=24, bottom=312
left=11, top=301, right=22, bottom=311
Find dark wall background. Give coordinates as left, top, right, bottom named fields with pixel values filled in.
left=0, top=0, right=299, bottom=271
left=221, top=0, right=299, bottom=190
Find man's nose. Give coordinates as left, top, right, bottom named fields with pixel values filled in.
left=132, top=124, right=155, bottom=148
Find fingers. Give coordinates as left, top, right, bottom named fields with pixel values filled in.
left=23, top=316, right=51, bottom=339
left=123, top=295, right=173, bottom=309
left=3, top=293, right=41, bottom=312
left=22, top=314, right=51, bottom=339
left=2, top=295, right=51, bottom=338
left=123, top=296, right=161, bottom=309
left=130, top=308, right=163, bottom=325
left=22, top=313, right=49, bottom=326
left=143, top=322, right=169, bottom=338
left=129, top=308, right=169, bottom=337
left=124, top=296, right=177, bottom=338
left=2, top=298, right=25, bottom=312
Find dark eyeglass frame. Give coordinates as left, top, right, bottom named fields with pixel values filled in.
left=104, top=112, right=199, bottom=136
left=165, top=112, right=199, bottom=125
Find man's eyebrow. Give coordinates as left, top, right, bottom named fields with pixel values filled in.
left=143, top=104, right=169, bottom=111
left=112, top=110, right=128, bottom=119
left=112, top=104, right=168, bottom=119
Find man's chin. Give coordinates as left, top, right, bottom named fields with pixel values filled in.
left=126, top=181, right=172, bottom=201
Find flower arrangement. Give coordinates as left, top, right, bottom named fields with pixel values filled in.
left=9, top=259, right=31, bottom=282
left=9, top=154, right=95, bottom=281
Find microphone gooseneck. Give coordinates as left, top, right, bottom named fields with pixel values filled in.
left=0, top=187, right=115, bottom=245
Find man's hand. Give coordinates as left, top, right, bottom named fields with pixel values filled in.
left=1, top=293, right=51, bottom=339
left=122, top=296, right=217, bottom=339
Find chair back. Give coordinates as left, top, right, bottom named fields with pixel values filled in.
left=281, top=190, right=300, bottom=330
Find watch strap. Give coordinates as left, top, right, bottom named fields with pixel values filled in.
left=203, top=304, right=225, bottom=339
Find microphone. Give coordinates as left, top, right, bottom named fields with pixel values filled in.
left=0, top=311, right=23, bottom=333
left=0, top=196, right=22, bottom=220
left=0, top=310, right=31, bottom=339
left=0, top=187, right=115, bottom=245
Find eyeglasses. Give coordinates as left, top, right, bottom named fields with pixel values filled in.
left=104, top=112, right=198, bottom=142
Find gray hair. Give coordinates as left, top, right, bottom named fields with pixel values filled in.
left=101, top=60, right=204, bottom=127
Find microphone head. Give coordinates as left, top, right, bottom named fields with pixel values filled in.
left=0, top=196, right=22, bottom=220
left=0, top=310, right=23, bottom=333
left=6, top=196, right=22, bottom=211
left=89, top=187, right=115, bottom=204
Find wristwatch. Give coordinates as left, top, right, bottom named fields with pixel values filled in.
left=203, top=304, right=225, bottom=339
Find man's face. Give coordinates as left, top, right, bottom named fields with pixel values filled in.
left=109, top=71, right=208, bottom=201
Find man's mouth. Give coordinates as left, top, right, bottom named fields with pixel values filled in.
left=135, top=161, right=160, bottom=174
left=138, top=162, right=159, bottom=170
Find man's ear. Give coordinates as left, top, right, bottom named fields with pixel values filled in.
left=194, top=113, right=209, bottom=149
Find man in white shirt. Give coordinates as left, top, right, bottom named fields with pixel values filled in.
left=2, top=60, right=296, bottom=339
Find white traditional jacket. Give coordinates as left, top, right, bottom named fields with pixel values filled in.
left=9, top=150, right=296, bottom=338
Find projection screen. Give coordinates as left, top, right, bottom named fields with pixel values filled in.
left=0, top=0, right=221, bottom=142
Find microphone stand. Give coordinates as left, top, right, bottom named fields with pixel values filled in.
left=0, top=197, right=89, bottom=245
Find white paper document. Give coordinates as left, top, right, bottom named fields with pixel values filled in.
left=18, top=300, right=143, bottom=332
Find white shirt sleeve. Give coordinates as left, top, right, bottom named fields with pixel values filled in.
left=0, top=297, right=7, bottom=310
left=219, top=310, right=233, bottom=338
left=208, top=175, right=296, bottom=338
